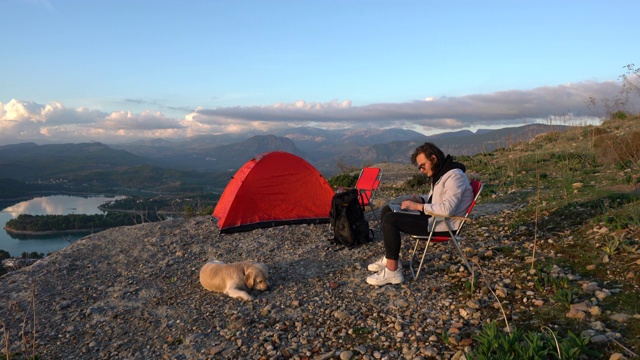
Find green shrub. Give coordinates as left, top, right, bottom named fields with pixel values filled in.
left=468, top=322, right=600, bottom=360
left=328, top=173, right=358, bottom=189
left=405, top=173, right=428, bottom=189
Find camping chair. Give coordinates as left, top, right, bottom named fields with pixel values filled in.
left=355, top=167, right=383, bottom=228
left=408, top=179, right=483, bottom=282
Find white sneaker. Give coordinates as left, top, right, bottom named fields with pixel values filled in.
left=367, top=256, right=402, bottom=272
left=366, top=267, right=404, bottom=286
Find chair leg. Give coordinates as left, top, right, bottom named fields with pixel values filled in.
left=450, top=236, right=475, bottom=285
left=409, top=236, right=433, bottom=280
left=368, top=204, right=381, bottom=229
left=409, top=237, right=420, bottom=279
left=415, top=239, right=433, bottom=280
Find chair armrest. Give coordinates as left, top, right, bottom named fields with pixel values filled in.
left=425, top=211, right=472, bottom=222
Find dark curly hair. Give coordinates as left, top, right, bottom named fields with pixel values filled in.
left=411, top=142, right=445, bottom=173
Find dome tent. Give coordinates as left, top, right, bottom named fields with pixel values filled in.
left=212, top=151, right=334, bottom=233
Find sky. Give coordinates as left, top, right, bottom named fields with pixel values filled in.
left=1, top=0, right=639, bottom=146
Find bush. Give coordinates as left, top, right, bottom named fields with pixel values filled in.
left=405, top=173, right=428, bottom=189
left=593, top=131, right=640, bottom=167
left=328, top=173, right=358, bottom=189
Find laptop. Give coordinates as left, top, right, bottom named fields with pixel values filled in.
left=389, top=203, right=421, bottom=215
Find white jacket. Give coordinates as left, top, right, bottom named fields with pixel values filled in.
left=422, top=168, right=474, bottom=233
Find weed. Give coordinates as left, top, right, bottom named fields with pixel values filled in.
left=327, top=173, right=358, bottom=189
left=440, top=329, right=450, bottom=345
left=166, top=336, right=183, bottom=346
left=533, top=267, right=570, bottom=293
left=601, top=235, right=621, bottom=256
left=1, top=280, right=38, bottom=360
left=351, top=326, right=372, bottom=336
left=551, top=288, right=579, bottom=309
left=468, top=322, right=600, bottom=360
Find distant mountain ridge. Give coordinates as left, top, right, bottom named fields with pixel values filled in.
left=0, top=124, right=569, bottom=196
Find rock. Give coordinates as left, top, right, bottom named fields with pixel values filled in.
left=340, top=350, right=353, bottom=360
left=610, top=313, right=630, bottom=323
left=582, top=282, right=600, bottom=294
left=570, top=302, right=590, bottom=312
left=589, top=306, right=602, bottom=316
left=566, top=309, right=586, bottom=320
left=355, top=345, right=367, bottom=354
left=590, top=334, right=608, bottom=344
left=466, top=299, right=481, bottom=309
left=422, top=346, right=438, bottom=357
left=496, top=286, right=508, bottom=298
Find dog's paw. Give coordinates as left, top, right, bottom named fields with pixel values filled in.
left=226, top=289, right=254, bottom=301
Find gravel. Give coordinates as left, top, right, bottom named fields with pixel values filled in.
left=0, top=200, right=629, bottom=359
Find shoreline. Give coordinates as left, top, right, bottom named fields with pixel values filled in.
left=2, top=226, right=104, bottom=236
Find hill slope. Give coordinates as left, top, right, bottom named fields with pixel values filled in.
left=1, top=117, right=638, bottom=359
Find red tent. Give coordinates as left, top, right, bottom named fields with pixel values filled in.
left=212, top=151, right=334, bottom=233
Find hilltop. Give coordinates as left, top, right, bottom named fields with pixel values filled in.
left=0, top=124, right=567, bottom=199
left=0, top=116, right=639, bottom=359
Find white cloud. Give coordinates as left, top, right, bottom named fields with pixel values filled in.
left=0, top=99, right=185, bottom=144
left=1, top=79, right=636, bottom=145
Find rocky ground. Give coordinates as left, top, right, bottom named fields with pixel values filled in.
left=0, top=193, right=635, bottom=359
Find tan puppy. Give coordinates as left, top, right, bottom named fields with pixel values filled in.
left=199, top=260, right=269, bottom=301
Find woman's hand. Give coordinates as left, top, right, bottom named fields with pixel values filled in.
left=405, top=195, right=425, bottom=204
left=401, top=200, right=422, bottom=212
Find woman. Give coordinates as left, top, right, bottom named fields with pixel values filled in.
left=366, top=142, right=474, bottom=286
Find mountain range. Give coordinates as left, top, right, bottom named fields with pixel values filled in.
left=0, top=123, right=568, bottom=196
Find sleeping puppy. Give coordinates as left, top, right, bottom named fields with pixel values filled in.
left=199, top=260, right=269, bottom=301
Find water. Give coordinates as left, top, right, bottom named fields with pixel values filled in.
left=0, top=195, right=125, bottom=257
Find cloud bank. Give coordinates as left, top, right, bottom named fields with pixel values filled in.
left=1, top=79, right=635, bottom=145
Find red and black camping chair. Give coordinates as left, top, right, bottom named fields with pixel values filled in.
left=407, top=179, right=483, bottom=283
left=355, top=167, right=383, bottom=228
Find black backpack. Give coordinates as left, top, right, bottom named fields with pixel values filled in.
left=328, top=189, right=373, bottom=248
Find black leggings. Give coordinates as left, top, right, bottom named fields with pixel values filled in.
left=380, top=205, right=449, bottom=261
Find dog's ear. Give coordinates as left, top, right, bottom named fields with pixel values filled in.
left=244, top=268, right=256, bottom=289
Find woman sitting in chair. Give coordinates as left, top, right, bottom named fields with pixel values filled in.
left=366, top=142, right=474, bottom=286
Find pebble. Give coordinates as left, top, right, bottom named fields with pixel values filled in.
left=0, top=200, right=635, bottom=359
left=610, top=313, right=631, bottom=323
left=566, top=309, right=586, bottom=320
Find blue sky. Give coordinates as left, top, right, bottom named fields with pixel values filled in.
left=1, top=0, right=638, bottom=145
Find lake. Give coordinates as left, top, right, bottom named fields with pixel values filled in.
left=0, top=195, right=125, bottom=257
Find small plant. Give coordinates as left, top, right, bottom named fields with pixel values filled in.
left=468, top=322, right=600, bottom=360
left=557, top=330, right=602, bottom=360
left=405, top=173, right=428, bottom=189
left=602, top=235, right=621, bottom=256
left=551, top=288, right=579, bottom=309
left=534, top=269, right=570, bottom=292
left=440, top=329, right=450, bottom=345
left=463, top=280, right=475, bottom=295
left=351, top=326, right=372, bottom=336
left=327, top=173, right=358, bottom=189
left=166, top=336, right=183, bottom=346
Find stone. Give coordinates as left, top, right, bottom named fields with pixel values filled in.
left=590, top=334, right=608, bottom=344
left=422, top=347, right=438, bottom=357
left=589, top=306, right=602, bottom=316
left=570, top=302, right=590, bottom=312
left=610, top=313, right=630, bottom=323
left=582, top=282, right=600, bottom=294
left=566, top=309, right=586, bottom=320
